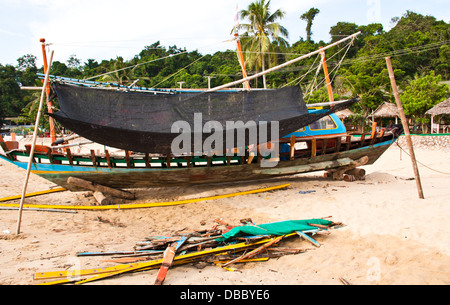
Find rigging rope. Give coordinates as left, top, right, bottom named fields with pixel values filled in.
left=151, top=54, right=208, bottom=88
left=303, top=40, right=354, bottom=101
left=83, top=51, right=189, bottom=81
left=395, top=141, right=450, bottom=175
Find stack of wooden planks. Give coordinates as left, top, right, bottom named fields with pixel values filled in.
left=34, top=218, right=343, bottom=285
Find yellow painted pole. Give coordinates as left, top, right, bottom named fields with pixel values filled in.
left=3, top=183, right=290, bottom=211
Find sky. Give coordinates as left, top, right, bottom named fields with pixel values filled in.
left=0, top=0, right=449, bottom=68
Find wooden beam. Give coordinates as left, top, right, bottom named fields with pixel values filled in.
left=325, top=156, right=369, bottom=180
left=93, top=191, right=113, bottom=205
left=67, top=177, right=135, bottom=200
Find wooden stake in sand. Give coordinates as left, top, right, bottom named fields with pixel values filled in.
left=385, top=56, right=424, bottom=199
left=16, top=50, right=54, bottom=235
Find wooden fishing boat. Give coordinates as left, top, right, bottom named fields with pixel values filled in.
left=1, top=32, right=403, bottom=192
left=0, top=114, right=402, bottom=191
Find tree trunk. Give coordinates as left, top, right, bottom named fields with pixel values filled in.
left=262, top=52, right=267, bottom=89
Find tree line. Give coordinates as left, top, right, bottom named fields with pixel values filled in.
left=0, top=1, right=449, bottom=133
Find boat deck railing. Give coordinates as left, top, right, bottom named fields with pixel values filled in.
left=1, top=129, right=395, bottom=169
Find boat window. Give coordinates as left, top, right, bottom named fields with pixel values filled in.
left=309, top=116, right=337, bottom=130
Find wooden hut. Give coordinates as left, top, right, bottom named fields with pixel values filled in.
left=335, top=109, right=354, bottom=120
left=371, top=102, right=400, bottom=126
left=426, top=98, right=450, bottom=133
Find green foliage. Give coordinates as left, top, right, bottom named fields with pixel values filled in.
left=0, top=8, right=448, bottom=132
left=400, top=71, right=449, bottom=117
left=300, top=7, right=320, bottom=42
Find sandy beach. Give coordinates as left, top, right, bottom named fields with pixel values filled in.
left=0, top=138, right=449, bottom=285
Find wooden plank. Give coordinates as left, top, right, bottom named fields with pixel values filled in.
left=222, top=236, right=283, bottom=267
left=296, top=230, right=320, bottom=247
left=36, top=235, right=291, bottom=283
left=154, top=243, right=176, bottom=285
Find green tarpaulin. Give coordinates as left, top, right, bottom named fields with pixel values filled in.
left=216, top=219, right=332, bottom=242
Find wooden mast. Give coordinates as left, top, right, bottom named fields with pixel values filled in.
left=40, top=38, right=57, bottom=144
left=319, top=47, right=334, bottom=102
left=235, top=32, right=251, bottom=91
left=233, top=6, right=250, bottom=91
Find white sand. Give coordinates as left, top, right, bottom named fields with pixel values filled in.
left=0, top=142, right=449, bottom=285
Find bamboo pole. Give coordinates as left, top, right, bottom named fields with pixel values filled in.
left=16, top=50, right=54, bottom=234
left=319, top=47, right=334, bottom=102
left=40, top=39, right=56, bottom=144
left=207, top=32, right=361, bottom=92
left=385, top=56, right=424, bottom=199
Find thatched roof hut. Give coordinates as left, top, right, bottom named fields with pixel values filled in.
left=372, top=102, right=399, bottom=118
left=426, top=98, right=450, bottom=133
left=335, top=108, right=354, bottom=119
left=426, top=98, right=450, bottom=116
left=371, top=102, right=399, bottom=125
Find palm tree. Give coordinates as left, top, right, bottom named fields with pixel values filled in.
left=300, top=8, right=320, bottom=42
left=101, top=57, right=137, bottom=85
left=235, top=0, right=289, bottom=88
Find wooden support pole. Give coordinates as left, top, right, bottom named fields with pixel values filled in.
left=289, top=135, right=295, bottom=161
left=93, top=191, right=113, bottom=205
left=67, top=177, right=135, bottom=200
left=385, top=57, right=424, bottom=199
left=311, top=138, right=317, bottom=157
left=16, top=50, right=54, bottom=235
